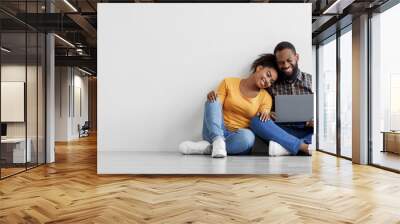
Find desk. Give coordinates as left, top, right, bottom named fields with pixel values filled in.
left=1, top=138, right=32, bottom=163
left=381, top=131, right=400, bottom=155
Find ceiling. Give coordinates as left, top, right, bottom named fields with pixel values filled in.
left=0, top=0, right=392, bottom=75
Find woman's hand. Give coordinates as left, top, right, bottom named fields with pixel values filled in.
left=269, top=112, right=277, bottom=121
left=207, top=91, right=218, bottom=102
left=258, top=111, right=271, bottom=122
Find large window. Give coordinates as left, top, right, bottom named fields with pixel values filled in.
left=318, top=37, right=337, bottom=154
left=340, top=28, right=352, bottom=158
left=370, top=3, right=400, bottom=171
left=317, top=28, right=352, bottom=158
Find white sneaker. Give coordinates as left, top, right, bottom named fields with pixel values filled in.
left=179, top=140, right=212, bottom=155
left=268, top=141, right=290, bottom=156
left=212, top=137, right=227, bottom=158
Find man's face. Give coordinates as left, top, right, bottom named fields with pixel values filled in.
left=275, top=48, right=299, bottom=77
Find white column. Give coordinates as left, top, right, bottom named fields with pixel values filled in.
left=352, top=14, right=369, bottom=164
left=45, top=1, right=56, bottom=163
left=46, top=33, right=55, bottom=163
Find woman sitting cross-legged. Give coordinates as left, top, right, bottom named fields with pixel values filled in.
left=179, top=54, right=312, bottom=158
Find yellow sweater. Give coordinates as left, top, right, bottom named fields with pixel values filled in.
left=217, top=77, right=272, bottom=131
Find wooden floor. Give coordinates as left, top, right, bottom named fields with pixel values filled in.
left=1, top=167, right=26, bottom=178
left=372, top=151, right=400, bottom=171
left=1, top=135, right=400, bottom=223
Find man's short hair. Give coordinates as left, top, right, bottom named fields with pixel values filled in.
left=274, top=41, right=296, bottom=55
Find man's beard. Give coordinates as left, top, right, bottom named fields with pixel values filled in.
left=282, top=62, right=299, bottom=81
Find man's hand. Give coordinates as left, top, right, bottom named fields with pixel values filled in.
left=207, top=91, right=217, bottom=102
left=258, top=111, right=271, bottom=122
left=306, top=119, right=314, bottom=128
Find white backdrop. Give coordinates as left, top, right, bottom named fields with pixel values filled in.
left=98, top=3, right=312, bottom=152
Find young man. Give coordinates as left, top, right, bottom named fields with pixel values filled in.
left=269, top=41, right=314, bottom=155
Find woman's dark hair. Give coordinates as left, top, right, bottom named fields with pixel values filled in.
left=250, top=53, right=277, bottom=73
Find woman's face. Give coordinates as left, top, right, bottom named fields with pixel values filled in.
left=254, top=66, right=278, bottom=89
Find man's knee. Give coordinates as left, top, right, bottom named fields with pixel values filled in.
left=250, top=117, right=274, bottom=133
left=250, top=116, right=262, bottom=129
left=250, top=116, right=260, bottom=124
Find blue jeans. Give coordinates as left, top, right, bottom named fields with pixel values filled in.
left=202, top=101, right=255, bottom=155
left=250, top=118, right=303, bottom=155
left=276, top=123, right=314, bottom=145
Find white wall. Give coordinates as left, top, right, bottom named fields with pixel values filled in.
left=55, top=67, right=89, bottom=141
left=55, top=67, right=69, bottom=141
left=98, top=3, right=312, bottom=152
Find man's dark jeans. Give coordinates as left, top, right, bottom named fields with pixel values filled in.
left=276, top=122, right=314, bottom=144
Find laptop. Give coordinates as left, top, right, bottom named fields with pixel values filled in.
left=275, top=94, right=314, bottom=123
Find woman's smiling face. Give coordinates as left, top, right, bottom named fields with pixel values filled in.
left=254, top=66, right=278, bottom=89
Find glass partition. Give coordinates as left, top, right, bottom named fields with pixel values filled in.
left=1, top=31, right=28, bottom=177
left=27, top=31, right=38, bottom=169
left=38, top=32, right=45, bottom=165
left=0, top=1, right=46, bottom=179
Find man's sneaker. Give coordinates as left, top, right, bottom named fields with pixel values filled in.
left=268, top=141, right=290, bottom=156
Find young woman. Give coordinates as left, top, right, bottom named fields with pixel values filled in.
left=179, top=54, right=311, bottom=158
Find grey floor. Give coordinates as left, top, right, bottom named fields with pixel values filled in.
left=98, top=151, right=312, bottom=175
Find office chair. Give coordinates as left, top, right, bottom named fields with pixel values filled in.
left=79, top=121, right=90, bottom=138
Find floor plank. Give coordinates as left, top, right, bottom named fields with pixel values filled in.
left=1, top=134, right=400, bottom=223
